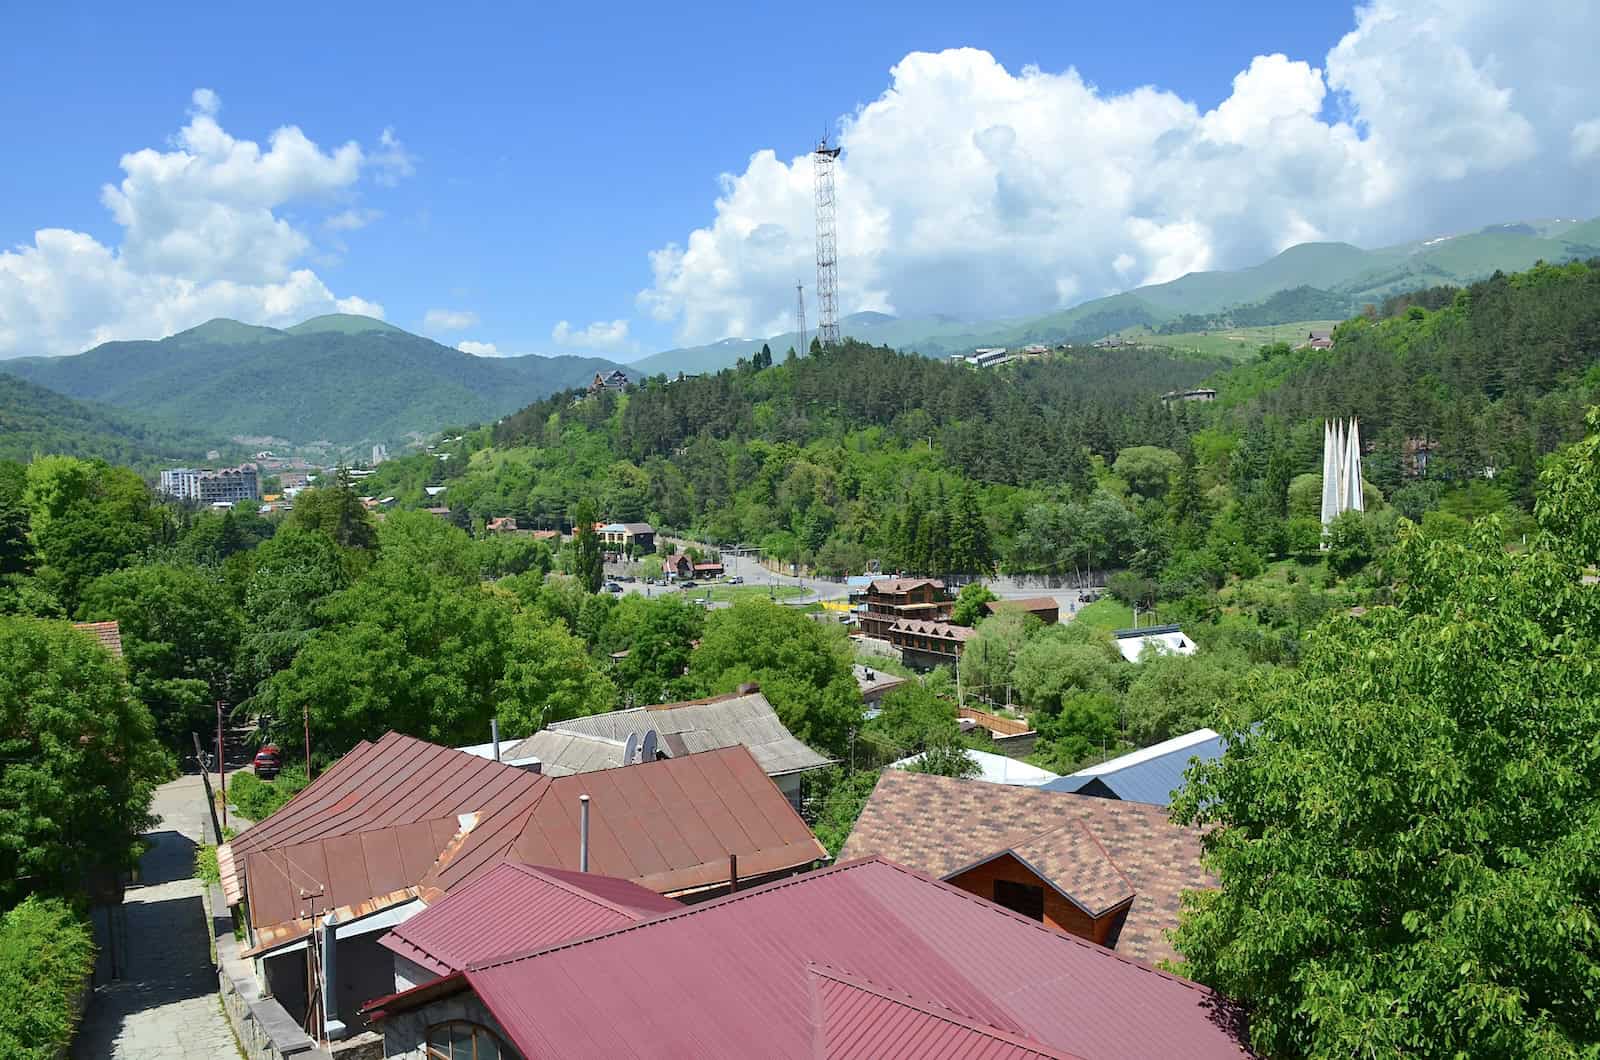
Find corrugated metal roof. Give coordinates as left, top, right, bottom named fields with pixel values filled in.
left=72, top=620, right=123, bottom=657
left=419, top=744, right=828, bottom=898
left=513, top=690, right=832, bottom=778
left=869, top=578, right=946, bottom=594
left=379, top=862, right=679, bottom=976
left=810, top=964, right=1081, bottom=1059
left=1043, top=730, right=1225, bottom=807
left=838, top=771, right=1212, bottom=967
left=372, top=858, right=1250, bottom=1059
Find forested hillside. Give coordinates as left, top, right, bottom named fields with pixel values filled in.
left=0, top=373, right=228, bottom=468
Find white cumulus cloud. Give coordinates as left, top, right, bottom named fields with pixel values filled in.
left=324, top=208, right=383, bottom=232
left=424, top=308, right=479, bottom=332
left=0, top=91, right=406, bottom=357
left=639, top=0, right=1600, bottom=343
left=551, top=318, right=634, bottom=352
left=457, top=340, right=504, bottom=357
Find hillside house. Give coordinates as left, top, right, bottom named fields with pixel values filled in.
left=840, top=769, right=1213, bottom=967
left=1161, top=387, right=1218, bottom=405
left=484, top=516, right=518, bottom=533
left=859, top=577, right=951, bottom=640
left=1111, top=623, right=1197, bottom=662
left=985, top=596, right=1061, bottom=624
left=362, top=857, right=1250, bottom=1060
left=589, top=369, right=629, bottom=393
left=598, top=521, right=655, bottom=553
left=889, top=618, right=975, bottom=670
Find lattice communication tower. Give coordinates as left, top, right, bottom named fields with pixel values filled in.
left=813, top=136, right=841, bottom=347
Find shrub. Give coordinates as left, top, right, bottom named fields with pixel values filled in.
left=227, top=765, right=309, bottom=823
left=0, top=897, right=96, bottom=1059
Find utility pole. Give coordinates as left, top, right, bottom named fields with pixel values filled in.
left=216, top=701, right=226, bottom=831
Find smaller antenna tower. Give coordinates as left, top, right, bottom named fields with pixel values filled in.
left=794, top=282, right=807, bottom=356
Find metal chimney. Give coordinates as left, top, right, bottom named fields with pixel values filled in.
left=490, top=717, right=501, bottom=763
left=579, top=794, right=591, bottom=872
left=321, top=910, right=346, bottom=1040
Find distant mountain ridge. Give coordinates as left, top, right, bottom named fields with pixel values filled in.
left=631, top=215, right=1600, bottom=375
left=0, top=372, right=231, bottom=469
left=5, top=314, right=625, bottom=449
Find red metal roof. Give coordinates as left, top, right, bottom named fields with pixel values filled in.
left=379, top=862, right=679, bottom=976
left=370, top=857, right=1251, bottom=1059
left=420, top=744, right=828, bottom=897
left=72, top=620, right=123, bottom=657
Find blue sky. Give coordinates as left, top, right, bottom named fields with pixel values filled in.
left=2, top=0, right=1596, bottom=360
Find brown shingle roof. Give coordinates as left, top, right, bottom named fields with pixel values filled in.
left=986, top=597, right=1060, bottom=616
left=838, top=770, right=1212, bottom=966
left=890, top=619, right=975, bottom=641
left=72, top=620, right=123, bottom=657
left=869, top=577, right=946, bottom=594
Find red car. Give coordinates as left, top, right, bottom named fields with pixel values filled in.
left=253, top=744, right=282, bottom=780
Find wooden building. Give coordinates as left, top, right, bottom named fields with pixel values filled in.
left=888, top=618, right=974, bottom=670
left=859, top=578, right=951, bottom=641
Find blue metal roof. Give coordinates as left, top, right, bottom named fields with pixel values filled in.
left=1042, top=734, right=1226, bottom=806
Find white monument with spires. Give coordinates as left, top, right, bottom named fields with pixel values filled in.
left=1320, top=418, right=1364, bottom=529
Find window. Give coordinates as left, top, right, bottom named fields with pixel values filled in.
left=426, top=1021, right=509, bottom=1060
left=993, top=879, right=1045, bottom=921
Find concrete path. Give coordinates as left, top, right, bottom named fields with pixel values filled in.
left=73, top=773, right=241, bottom=1059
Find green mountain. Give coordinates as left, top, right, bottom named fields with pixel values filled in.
left=0, top=372, right=230, bottom=469
left=3, top=317, right=624, bottom=448
left=632, top=215, right=1600, bottom=374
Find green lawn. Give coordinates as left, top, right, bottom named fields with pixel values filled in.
left=680, top=582, right=808, bottom=604
left=1114, top=320, right=1343, bottom=362
left=1070, top=597, right=1134, bottom=631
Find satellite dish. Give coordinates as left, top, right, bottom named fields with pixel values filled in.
left=623, top=732, right=639, bottom=766
left=641, top=730, right=659, bottom=762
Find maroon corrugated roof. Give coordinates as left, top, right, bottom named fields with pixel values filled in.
left=72, top=620, right=123, bottom=657
left=367, top=857, right=1251, bottom=1059
left=379, top=862, right=679, bottom=976
left=420, top=745, right=828, bottom=897
left=809, top=964, right=1080, bottom=1059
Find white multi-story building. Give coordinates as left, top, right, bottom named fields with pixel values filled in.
left=158, top=464, right=260, bottom=504
left=158, top=468, right=200, bottom=498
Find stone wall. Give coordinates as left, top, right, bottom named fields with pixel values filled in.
left=383, top=992, right=516, bottom=1060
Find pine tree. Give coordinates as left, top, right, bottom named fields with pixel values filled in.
left=571, top=499, right=604, bottom=593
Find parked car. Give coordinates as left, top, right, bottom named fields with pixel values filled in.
left=605, top=581, right=623, bottom=593
left=253, top=744, right=282, bottom=780
left=679, top=580, right=698, bottom=589
left=727, top=575, right=744, bottom=585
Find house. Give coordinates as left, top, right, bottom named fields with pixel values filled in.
left=859, top=577, right=951, bottom=640
left=422, top=506, right=452, bottom=520
left=1022, top=344, right=1050, bottom=355
left=362, top=857, right=1251, bottom=1060
left=664, top=550, right=721, bottom=578
left=588, top=369, right=629, bottom=393
left=1110, top=623, right=1197, bottom=663
left=964, top=347, right=1013, bottom=368
left=839, top=769, right=1213, bottom=966
left=985, top=596, right=1061, bottom=624
left=489, top=687, right=831, bottom=808
left=379, top=862, right=679, bottom=987
left=889, top=618, right=975, bottom=670
left=692, top=559, right=724, bottom=578
left=217, top=734, right=824, bottom=1036
left=530, top=528, right=560, bottom=542
left=484, top=516, right=518, bottom=534
left=71, top=620, right=123, bottom=658
left=423, top=485, right=447, bottom=498
left=853, top=663, right=908, bottom=708
left=1304, top=328, right=1334, bottom=349
left=1161, top=387, right=1218, bottom=405
left=597, top=521, right=655, bottom=553
left=891, top=747, right=1060, bottom=787
left=1043, top=728, right=1224, bottom=806
left=1402, top=436, right=1437, bottom=478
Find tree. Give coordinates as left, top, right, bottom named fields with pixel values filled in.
left=1171, top=476, right=1600, bottom=1056
left=288, top=467, right=377, bottom=551
left=613, top=596, right=703, bottom=704
left=0, top=618, right=165, bottom=907
left=688, top=598, right=858, bottom=756
left=237, top=527, right=350, bottom=695
left=571, top=499, right=603, bottom=593
left=1324, top=509, right=1373, bottom=577
left=957, top=609, right=1032, bottom=708
left=864, top=683, right=959, bottom=759
left=23, top=457, right=160, bottom=610
left=495, top=616, right=616, bottom=735
left=0, top=462, right=30, bottom=580
left=905, top=741, right=982, bottom=778
left=78, top=564, right=243, bottom=749
left=1010, top=633, right=1121, bottom=715
left=1122, top=650, right=1244, bottom=745
left=1112, top=445, right=1181, bottom=499
left=949, top=582, right=997, bottom=626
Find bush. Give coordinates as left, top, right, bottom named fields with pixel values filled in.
left=195, top=845, right=220, bottom=886
left=227, top=765, right=309, bottom=823
left=0, top=897, right=96, bottom=1059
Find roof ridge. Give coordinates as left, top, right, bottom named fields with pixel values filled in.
left=1066, top=818, right=1138, bottom=897
left=505, top=863, right=665, bottom=922
left=467, top=857, right=883, bottom=972
left=806, top=962, right=1086, bottom=1060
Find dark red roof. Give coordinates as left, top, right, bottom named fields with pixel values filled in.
left=368, top=858, right=1251, bottom=1059
left=419, top=744, right=828, bottom=897
left=379, top=862, right=679, bottom=976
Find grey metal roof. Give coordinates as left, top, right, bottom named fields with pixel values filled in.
left=1040, top=731, right=1225, bottom=806
left=516, top=691, right=832, bottom=778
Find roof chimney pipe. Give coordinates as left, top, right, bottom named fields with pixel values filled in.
left=579, top=794, right=590, bottom=872
left=491, top=717, right=501, bottom=763
left=728, top=852, right=738, bottom=893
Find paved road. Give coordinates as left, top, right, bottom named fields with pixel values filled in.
left=73, top=773, right=240, bottom=1059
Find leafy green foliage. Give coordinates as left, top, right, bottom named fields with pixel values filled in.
left=903, top=742, right=982, bottom=778
left=0, top=896, right=96, bottom=1060
left=227, top=766, right=309, bottom=823
left=949, top=582, right=997, bottom=626
left=571, top=499, right=603, bottom=593
left=287, top=468, right=377, bottom=551
left=23, top=456, right=162, bottom=611
left=808, top=767, right=882, bottom=857
left=688, top=599, right=858, bottom=757
left=0, top=372, right=226, bottom=470
left=0, top=618, right=166, bottom=906
left=1170, top=424, right=1600, bottom=1056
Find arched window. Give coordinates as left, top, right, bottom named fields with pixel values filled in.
left=425, top=1020, right=510, bottom=1060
